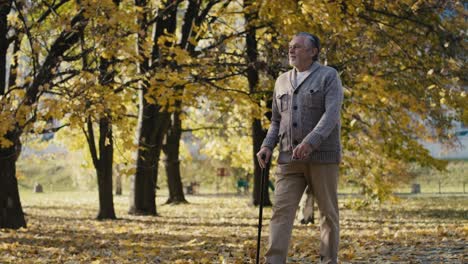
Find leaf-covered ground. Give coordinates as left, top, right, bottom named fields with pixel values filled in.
left=1, top=192, right=466, bottom=263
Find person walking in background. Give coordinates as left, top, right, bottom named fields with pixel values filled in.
left=256, top=32, right=343, bottom=264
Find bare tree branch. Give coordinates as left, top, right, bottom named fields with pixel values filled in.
left=13, top=0, right=38, bottom=78
left=181, top=125, right=244, bottom=132
left=37, top=0, right=70, bottom=25
left=29, top=123, right=70, bottom=134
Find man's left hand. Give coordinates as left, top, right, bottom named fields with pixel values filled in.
left=292, top=142, right=313, bottom=160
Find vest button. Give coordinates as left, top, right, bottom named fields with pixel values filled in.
left=293, top=123, right=297, bottom=127
left=293, top=106, right=298, bottom=110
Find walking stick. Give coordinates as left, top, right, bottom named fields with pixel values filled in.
left=256, top=154, right=267, bottom=264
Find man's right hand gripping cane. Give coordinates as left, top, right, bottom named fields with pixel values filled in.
left=256, top=147, right=272, bottom=169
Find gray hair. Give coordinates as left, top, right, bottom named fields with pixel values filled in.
left=295, top=32, right=320, bottom=61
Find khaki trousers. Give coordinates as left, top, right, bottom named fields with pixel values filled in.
left=265, top=162, right=339, bottom=264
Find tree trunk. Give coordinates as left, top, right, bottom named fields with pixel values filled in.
left=160, top=0, right=219, bottom=205
left=129, top=0, right=177, bottom=215
left=159, top=0, right=196, bottom=206
left=129, top=99, right=170, bottom=215
left=252, top=119, right=272, bottom=206
left=115, top=172, right=122, bottom=195
left=96, top=117, right=116, bottom=219
left=88, top=17, right=119, bottom=218
left=0, top=2, right=25, bottom=229
left=0, top=0, right=11, bottom=95
left=130, top=0, right=156, bottom=215
left=163, top=103, right=187, bottom=204
left=244, top=0, right=272, bottom=206
left=84, top=117, right=116, bottom=220
left=0, top=132, right=26, bottom=229
left=0, top=2, right=87, bottom=228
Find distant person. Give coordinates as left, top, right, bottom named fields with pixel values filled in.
left=237, top=178, right=249, bottom=195
left=257, top=32, right=343, bottom=264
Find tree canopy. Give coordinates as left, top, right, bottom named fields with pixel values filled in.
left=1, top=0, right=466, bottom=211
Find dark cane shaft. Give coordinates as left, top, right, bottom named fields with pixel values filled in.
left=256, top=156, right=267, bottom=264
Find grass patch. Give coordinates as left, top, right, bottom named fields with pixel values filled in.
left=395, top=161, right=468, bottom=193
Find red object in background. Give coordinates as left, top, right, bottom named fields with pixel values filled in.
left=217, top=168, right=227, bottom=177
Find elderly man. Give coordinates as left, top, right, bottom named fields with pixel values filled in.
left=257, top=32, right=343, bottom=264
